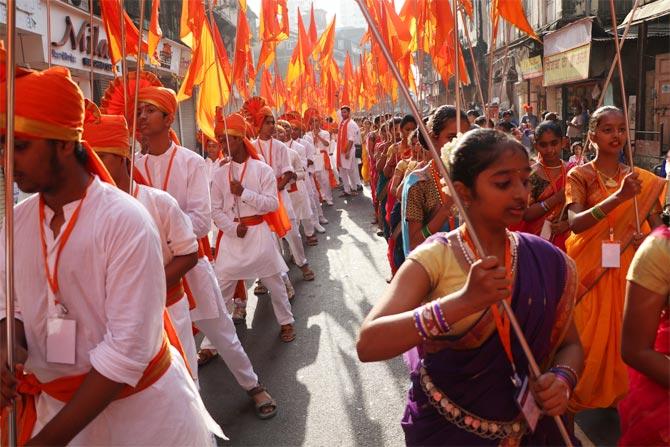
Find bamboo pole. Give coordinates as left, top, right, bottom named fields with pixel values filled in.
left=46, top=0, right=52, bottom=67
left=4, top=0, right=17, bottom=444
left=453, top=0, right=461, bottom=132
left=119, top=0, right=129, bottom=129
left=128, top=0, right=146, bottom=194
left=355, top=1, right=573, bottom=444
left=88, top=0, right=95, bottom=97
left=459, top=6, right=486, bottom=112
left=608, top=0, right=641, bottom=233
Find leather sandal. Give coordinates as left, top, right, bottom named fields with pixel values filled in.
left=247, top=384, right=278, bottom=420
left=254, top=282, right=268, bottom=295
left=232, top=306, right=247, bottom=326
left=197, top=348, right=218, bottom=366
left=280, top=324, right=296, bottom=342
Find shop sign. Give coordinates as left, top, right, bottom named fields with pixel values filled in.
left=159, top=43, right=173, bottom=70
left=51, top=15, right=109, bottom=60
left=543, top=43, right=591, bottom=87
left=519, top=56, right=543, bottom=80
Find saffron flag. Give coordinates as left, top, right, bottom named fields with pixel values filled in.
left=147, top=0, right=162, bottom=65
left=257, top=0, right=289, bottom=70
left=286, top=8, right=311, bottom=86
left=100, top=0, right=148, bottom=69
left=492, top=0, right=539, bottom=41
left=233, top=0, right=256, bottom=98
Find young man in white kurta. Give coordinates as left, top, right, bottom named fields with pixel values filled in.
left=338, top=107, right=361, bottom=195
left=211, top=153, right=295, bottom=331
left=136, top=90, right=266, bottom=397
left=286, top=146, right=315, bottom=245
left=1, top=177, right=221, bottom=445
left=294, top=128, right=327, bottom=228
left=304, top=123, right=334, bottom=205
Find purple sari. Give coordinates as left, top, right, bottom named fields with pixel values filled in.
left=401, top=232, right=578, bottom=446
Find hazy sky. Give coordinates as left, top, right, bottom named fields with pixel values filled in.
left=246, top=0, right=389, bottom=28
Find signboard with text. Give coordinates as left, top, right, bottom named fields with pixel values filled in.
left=519, top=56, right=543, bottom=80
left=543, top=44, right=591, bottom=87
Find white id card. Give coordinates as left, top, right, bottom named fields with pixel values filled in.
left=515, top=376, right=541, bottom=432
left=540, top=220, right=552, bottom=240
left=601, top=241, right=621, bottom=269
left=46, top=317, right=76, bottom=365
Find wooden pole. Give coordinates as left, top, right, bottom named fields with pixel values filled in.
left=128, top=0, right=146, bottom=194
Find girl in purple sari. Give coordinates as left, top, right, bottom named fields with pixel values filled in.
left=357, top=129, right=584, bottom=446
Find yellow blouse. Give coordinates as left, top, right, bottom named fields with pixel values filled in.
left=627, top=233, right=670, bottom=296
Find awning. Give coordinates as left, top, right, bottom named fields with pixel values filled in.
left=621, top=0, right=670, bottom=27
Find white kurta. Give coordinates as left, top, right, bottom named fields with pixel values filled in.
left=0, top=177, right=221, bottom=445
left=338, top=119, right=358, bottom=170
left=138, top=143, right=220, bottom=322
left=211, top=158, right=288, bottom=280
left=135, top=184, right=199, bottom=378
left=286, top=147, right=313, bottom=221
left=252, top=138, right=296, bottom=220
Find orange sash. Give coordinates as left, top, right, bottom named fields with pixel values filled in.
left=336, top=119, right=349, bottom=170
left=321, top=151, right=339, bottom=188
left=14, top=334, right=173, bottom=445
left=233, top=215, right=265, bottom=226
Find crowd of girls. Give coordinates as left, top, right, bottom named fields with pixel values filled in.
left=358, top=105, right=669, bottom=446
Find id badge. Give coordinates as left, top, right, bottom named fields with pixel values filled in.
left=540, top=220, right=552, bottom=241
left=515, top=376, right=541, bottom=433
left=46, top=317, right=76, bottom=365
left=601, top=241, right=621, bottom=268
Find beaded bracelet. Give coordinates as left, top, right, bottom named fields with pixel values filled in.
left=421, top=225, right=432, bottom=239
left=413, top=310, right=429, bottom=340
left=419, top=305, right=443, bottom=338
left=591, top=205, right=606, bottom=221
left=432, top=301, right=451, bottom=334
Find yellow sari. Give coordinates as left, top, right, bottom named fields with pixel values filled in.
left=565, top=164, right=666, bottom=411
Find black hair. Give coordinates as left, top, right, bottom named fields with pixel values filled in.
left=373, top=115, right=381, bottom=125
left=449, top=129, right=528, bottom=189
left=388, top=116, right=402, bottom=127
left=497, top=121, right=514, bottom=133
left=341, top=106, right=351, bottom=112
left=474, top=115, right=488, bottom=127
left=588, top=105, right=623, bottom=133
left=571, top=141, right=583, bottom=153
left=427, top=105, right=468, bottom=137
left=502, top=110, right=512, bottom=117
left=534, top=120, right=563, bottom=140
left=466, top=109, right=480, bottom=118
left=48, top=139, right=88, bottom=166
left=400, top=114, right=417, bottom=128
left=416, top=116, right=431, bottom=150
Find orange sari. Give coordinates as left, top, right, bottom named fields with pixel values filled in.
left=566, top=164, right=666, bottom=412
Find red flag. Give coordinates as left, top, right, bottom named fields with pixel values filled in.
left=261, top=69, right=276, bottom=108
left=308, top=4, right=318, bottom=49
left=233, top=0, right=256, bottom=98
left=257, top=0, right=289, bottom=70
left=147, top=0, right=162, bottom=65
left=286, top=8, right=311, bottom=85
left=492, top=0, right=538, bottom=41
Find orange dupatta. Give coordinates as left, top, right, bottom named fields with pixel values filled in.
left=336, top=119, right=349, bottom=170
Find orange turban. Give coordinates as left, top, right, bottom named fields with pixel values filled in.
left=0, top=65, right=114, bottom=184
left=241, top=96, right=273, bottom=132
left=137, top=86, right=177, bottom=115
left=215, top=112, right=251, bottom=139
left=83, top=108, right=130, bottom=160
left=0, top=66, right=84, bottom=141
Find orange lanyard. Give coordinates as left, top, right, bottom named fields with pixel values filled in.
left=592, top=163, right=622, bottom=241
left=144, top=145, right=178, bottom=191
left=132, top=184, right=140, bottom=199
left=462, top=228, right=517, bottom=373
left=258, top=139, right=273, bottom=167
left=38, top=178, right=93, bottom=299
left=538, top=161, right=566, bottom=195
left=228, top=160, right=249, bottom=185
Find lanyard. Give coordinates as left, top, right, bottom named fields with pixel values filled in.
left=258, top=139, right=273, bottom=167
left=39, top=178, right=93, bottom=303
left=461, top=228, right=517, bottom=377
left=592, top=162, right=622, bottom=241
left=228, top=160, right=249, bottom=185
left=144, top=145, right=178, bottom=191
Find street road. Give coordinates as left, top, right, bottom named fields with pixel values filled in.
left=199, top=188, right=617, bottom=446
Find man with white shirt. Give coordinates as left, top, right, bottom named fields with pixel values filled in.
left=305, top=114, right=335, bottom=206
left=204, top=137, right=223, bottom=182
left=135, top=86, right=278, bottom=418
left=291, top=119, right=328, bottom=229
left=211, top=112, right=296, bottom=343
left=337, top=105, right=362, bottom=196
left=0, top=65, right=220, bottom=444
left=246, top=101, right=315, bottom=283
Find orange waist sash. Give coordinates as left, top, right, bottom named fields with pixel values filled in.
left=15, top=336, right=172, bottom=445
left=233, top=215, right=264, bottom=226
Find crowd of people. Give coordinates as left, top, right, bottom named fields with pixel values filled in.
left=0, top=51, right=669, bottom=445
left=356, top=103, right=669, bottom=445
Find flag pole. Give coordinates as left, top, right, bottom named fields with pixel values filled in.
left=119, top=0, right=129, bottom=129
left=354, top=1, right=573, bottom=444
left=128, top=0, right=146, bottom=194
left=459, top=6, right=486, bottom=112
left=453, top=0, right=461, bottom=133
left=4, top=0, right=18, bottom=444
left=46, top=0, right=53, bottom=67
left=608, top=0, right=641, bottom=234
left=88, top=0, right=95, bottom=97
left=486, top=2, right=496, bottom=119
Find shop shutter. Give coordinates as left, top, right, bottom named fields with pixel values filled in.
left=177, top=96, right=198, bottom=153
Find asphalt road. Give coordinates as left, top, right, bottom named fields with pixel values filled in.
left=198, top=188, right=618, bottom=446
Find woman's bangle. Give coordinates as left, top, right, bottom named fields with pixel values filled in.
left=421, top=225, right=432, bottom=239
left=432, top=301, right=451, bottom=334
left=591, top=205, right=606, bottom=220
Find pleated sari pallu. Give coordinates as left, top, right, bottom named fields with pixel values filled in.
left=402, top=231, right=578, bottom=446
left=565, top=165, right=666, bottom=412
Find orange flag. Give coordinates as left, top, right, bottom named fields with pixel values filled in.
left=147, top=0, right=162, bottom=65
left=341, top=52, right=354, bottom=107
left=177, top=2, right=230, bottom=139
left=492, top=0, right=539, bottom=41
left=286, top=8, right=311, bottom=86
left=233, top=0, right=256, bottom=98
left=100, top=0, right=148, bottom=69
left=313, top=15, right=336, bottom=63
left=257, top=0, right=289, bottom=71
left=180, top=0, right=205, bottom=48
left=308, top=4, right=318, bottom=49
left=261, top=69, right=276, bottom=108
